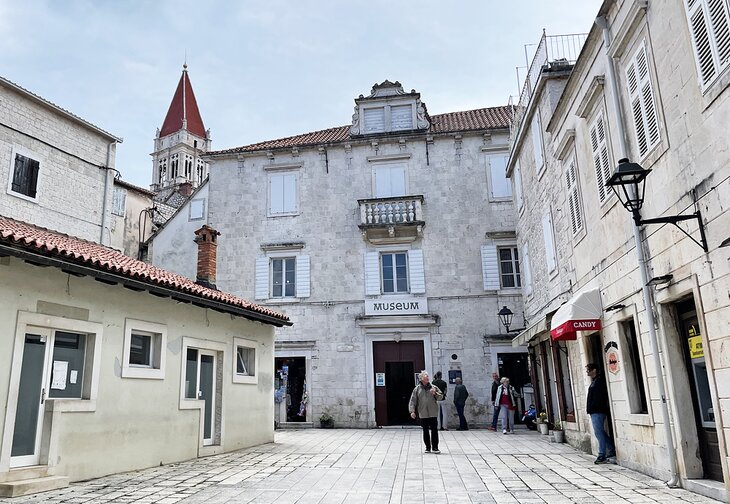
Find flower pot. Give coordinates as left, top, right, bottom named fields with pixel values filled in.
left=553, top=429, right=565, bottom=443
left=538, top=423, right=549, bottom=435
left=320, top=419, right=334, bottom=429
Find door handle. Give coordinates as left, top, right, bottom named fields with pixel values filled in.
left=41, top=388, right=46, bottom=404
left=197, top=390, right=203, bottom=399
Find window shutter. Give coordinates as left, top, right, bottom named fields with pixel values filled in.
left=626, top=42, right=661, bottom=158
left=363, top=107, right=385, bottom=133
left=488, top=155, right=512, bottom=199
left=254, top=257, right=269, bottom=300
left=514, top=159, right=523, bottom=209
left=565, top=160, right=583, bottom=235
left=480, top=245, right=500, bottom=291
left=295, top=255, right=310, bottom=298
left=408, top=249, right=426, bottom=294
left=391, top=105, right=413, bottom=130
left=686, top=0, right=730, bottom=88
left=590, top=114, right=612, bottom=203
left=710, top=0, right=730, bottom=66
left=283, top=173, right=297, bottom=213
left=521, top=245, right=533, bottom=296
left=542, top=213, right=557, bottom=272
left=364, top=251, right=381, bottom=296
left=270, top=174, right=283, bottom=214
left=531, top=112, right=544, bottom=172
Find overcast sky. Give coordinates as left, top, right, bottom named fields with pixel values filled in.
left=0, top=1, right=600, bottom=188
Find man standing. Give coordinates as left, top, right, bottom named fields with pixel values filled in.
left=453, top=377, right=469, bottom=430
left=433, top=371, right=448, bottom=431
left=409, top=371, right=444, bottom=454
left=586, top=363, right=616, bottom=464
left=488, top=372, right=500, bottom=431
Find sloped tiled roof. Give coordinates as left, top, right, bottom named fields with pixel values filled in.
left=160, top=66, right=207, bottom=139
left=0, top=215, right=290, bottom=326
left=208, top=105, right=512, bottom=155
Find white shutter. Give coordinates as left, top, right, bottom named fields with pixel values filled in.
left=408, top=249, right=426, bottom=294
left=481, top=245, right=500, bottom=291
left=514, top=159, right=523, bottom=210
left=269, top=174, right=283, bottom=214
left=521, top=244, right=533, bottom=296
left=488, top=155, right=512, bottom=199
left=391, top=105, right=413, bottom=130
left=295, top=255, right=310, bottom=298
left=542, top=213, right=557, bottom=272
left=254, top=257, right=269, bottom=300
left=374, top=164, right=406, bottom=198
left=626, top=42, right=661, bottom=158
left=364, top=251, right=381, bottom=296
left=283, top=173, right=297, bottom=213
left=590, top=113, right=612, bottom=204
left=565, top=160, right=583, bottom=235
left=363, top=107, right=385, bottom=133
left=685, top=0, right=730, bottom=88
left=531, top=112, right=544, bottom=172
left=112, top=187, right=127, bottom=216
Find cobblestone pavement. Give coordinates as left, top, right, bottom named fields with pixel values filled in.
left=2, top=428, right=722, bottom=503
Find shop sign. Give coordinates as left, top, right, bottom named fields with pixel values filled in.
left=365, top=296, right=428, bottom=316
left=375, top=373, right=386, bottom=386
left=605, top=341, right=620, bottom=375
left=688, top=336, right=704, bottom=359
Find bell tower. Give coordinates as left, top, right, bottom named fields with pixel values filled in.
left=151, top=63, right=211, bottom=195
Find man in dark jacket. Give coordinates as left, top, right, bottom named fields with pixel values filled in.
left=586, top=363, right=616, bottom=464
left=433, top=372, right=448, bottom=430
left=488, top=372, right=500, bottom=430
left=453, top=377, right=469, bottom=430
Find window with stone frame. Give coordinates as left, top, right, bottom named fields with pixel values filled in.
left=589, top=112, right=613, bottom=204
left=622, top=319, right=649, bottom=414
left=9, top=151, right=40, bottom=200
left=554, top=341, right=576, bottom=422
left=380, top=251, right=409, bottom=294
left=268, top=171, right=298, bottom=215
left=122, top=319, right=167, bottom=380
left=565, top=157, right=583, bottom=235
left=625, top=41, right=661, bottom=159
left=271, top=257, right=296, bottom=298
left=363, top=104, right=414, bottom=133
left=498, top=247, right=521, bottom=288
left=684, top=0, right=730, bottom=91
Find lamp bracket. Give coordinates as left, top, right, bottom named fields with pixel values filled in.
left=638, top=211, right=708, bottom=252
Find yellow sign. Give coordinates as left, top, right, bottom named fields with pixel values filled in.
left=688, top=336, right=704, bottom=359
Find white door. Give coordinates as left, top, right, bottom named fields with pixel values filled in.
left=198, top=350, right=217, bottom=446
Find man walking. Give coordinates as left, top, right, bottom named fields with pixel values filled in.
left=409, top=371, right=444, bottom=454
left=433, top=371, right=448, bottom=431
left=488, top=372, right=500, bottom=431
left=586, top=363, right=616, bottom=464
left=453, top=377, right=469, bottom=430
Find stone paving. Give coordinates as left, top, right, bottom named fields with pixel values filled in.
left=1, top=428, right=722, bottom=503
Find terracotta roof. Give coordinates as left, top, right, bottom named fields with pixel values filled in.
left=208, top=105, right=512, bottom=155
left=160, top=66, right=207, bottom=139
left=0, top=215, right=290, bottom=326
left=114, top=178, right=155, bottom=197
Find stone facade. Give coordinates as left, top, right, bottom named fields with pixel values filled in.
left=109, top=179, right=155, bottom=257
left=0, top=75, right=120, bottom=242
left=508, top=0, right=730, bottom=499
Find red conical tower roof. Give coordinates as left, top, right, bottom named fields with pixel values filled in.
left=160, top=64, right=207, bottom=138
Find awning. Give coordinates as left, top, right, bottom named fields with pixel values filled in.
left=550, top=286, right=603, bottom=341
left=511, top=317, right=547, bottom=347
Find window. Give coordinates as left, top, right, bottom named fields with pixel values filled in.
left=685, top=0, right=730, bottom=90
left=233, top=338, right=258, bottom=384
left=390, top=105, right=413, bottom=130
left=622, top=319, right=649, bottom=414
left=364, top=107, right=386, bottom=133
left=542, top=212, right=557, bottom=273
left=381, top=252, right=409, bottom=293
left=122, top=319, right=167, bottom=379
left=189, top=198, right=205, bottom=220
left=565, top=158, right=583, bottom=235
left=487, top=155, right=512, bottom=200
left=48, top=331, right=86, bottom=400
left=362, top=104, right=414, bottom=133
left=626, top=41, right=661, bottom=158
left=112, top=187, right=127, bottom=216
left=271, top=258, right=296, bottom=298
left=498, top=247, right=521, bottom=288
left=373, top=164, right=406, bottom=198
left=531, top=112, right=544, bottom=174
left=521, top=244, right=533, bottom=296
left=590, top=112, right=613, bottom=204
left=554, top=341, right=576, bottom=421
left=513, top=159, right=523, bottom=210
left=268, top=172, right=298, bottom=215
left=8, top=150, right=40, bottom=200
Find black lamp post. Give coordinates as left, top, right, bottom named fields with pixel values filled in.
left=498, top=306, right=514, bottom=333
left=606, top=158, right=708, bottom=252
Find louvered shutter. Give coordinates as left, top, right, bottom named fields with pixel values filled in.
left=521, top=244, right=533, bottom=296
left=565, top=160, right=583, bottom=235
left=531, top=112, right=544, bottom=171
left=391, top=105, right=413, bottom=130
left=295, top=255, right=310, bottom=298
left=481, top=245, right=500, bottom=291
left=542, top=213, right=557, bottom=272
left=626, top=42, right=661, bottom=158
left=685, top=0, right=730, bottom=88
left=363, top=107, right=385, bottom=133
left=408, top=249, right=426, bottom=294
left=514, top=159, right=524, bottom=209
left=590, top=114, right=612, bottom=204
left=364, top=251, right=381, bottom=296
left=254, top=257, right=269, bottom=300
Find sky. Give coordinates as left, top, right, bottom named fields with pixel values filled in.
left=0, top=1, right=601, bottom=188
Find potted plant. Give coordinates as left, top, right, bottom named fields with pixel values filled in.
left=537, top=412, right=549, bottom=435
left=552, top=420, right=565, bottom=443
left=319, top=412, right=334, bottom=429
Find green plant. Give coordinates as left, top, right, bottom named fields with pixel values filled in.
left=320, top=413, right=333, bottom=422
left=319, top=412, right=334, bottom=428
left=553, top=420, right=562, bottom=431
left=537, top=412, right=548, bottom=423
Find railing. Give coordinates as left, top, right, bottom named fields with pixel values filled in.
left=358, top=196, right=424, bottom=226
left=509, top=31, right=588, bottom=150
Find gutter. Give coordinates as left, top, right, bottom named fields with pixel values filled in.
left=595, top=12, right=679, bottom=488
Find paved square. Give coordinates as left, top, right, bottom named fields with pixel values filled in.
left=1, top=428, right=722, bottom=503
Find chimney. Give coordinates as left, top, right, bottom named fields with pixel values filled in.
left=194, top=225, right=221, bottom=289
left=179, top=181, right=193, bottom=197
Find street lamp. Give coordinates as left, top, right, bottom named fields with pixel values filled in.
left=606, top=158, right=708, bottom=252
left=498, top=306, right=514, bottom=333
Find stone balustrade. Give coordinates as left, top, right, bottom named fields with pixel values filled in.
left=358, top=196, right=424, bottom=227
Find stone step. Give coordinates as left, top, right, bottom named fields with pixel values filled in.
left=0, top=475, right=69, bottom=497
left=0, top=466, right=49, bottom=483
left=277, top=422, right=313, bottom=429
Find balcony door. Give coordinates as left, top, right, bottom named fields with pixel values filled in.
left=374, top=164, right=406, bottom=198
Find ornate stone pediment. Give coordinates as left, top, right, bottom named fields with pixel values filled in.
left=350, top=80, right=430, bottom=136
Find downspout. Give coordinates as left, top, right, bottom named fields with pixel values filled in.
left=595, top=14, right=680, bottom=488
left=99, top=141, right=117, bottom=245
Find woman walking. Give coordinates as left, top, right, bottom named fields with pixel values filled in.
left=494, top=377, right=519, bottom=434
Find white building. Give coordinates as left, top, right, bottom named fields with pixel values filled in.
left=508, top=1, right=730, bottom=500
left=155, top=80, right=528, bottom=428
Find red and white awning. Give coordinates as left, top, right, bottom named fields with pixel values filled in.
left=550, top=287, right=603, bottom=341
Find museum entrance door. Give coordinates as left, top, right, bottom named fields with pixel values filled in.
left=373, top=340, right=424, bottom=426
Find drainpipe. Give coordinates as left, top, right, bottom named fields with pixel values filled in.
left=99, top=141, right=117, bottom=245
left=596, top=14, right=679, bottom=488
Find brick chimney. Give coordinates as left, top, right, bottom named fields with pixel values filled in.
left=194, top=225, right=221, bottom=289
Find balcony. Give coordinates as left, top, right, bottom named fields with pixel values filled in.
left=358, top=195, right=424, bottom=243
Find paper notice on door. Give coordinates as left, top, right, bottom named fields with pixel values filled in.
left=69, top=370, right=78, bottom=384
left=51, top=360, right=68, bottom=390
